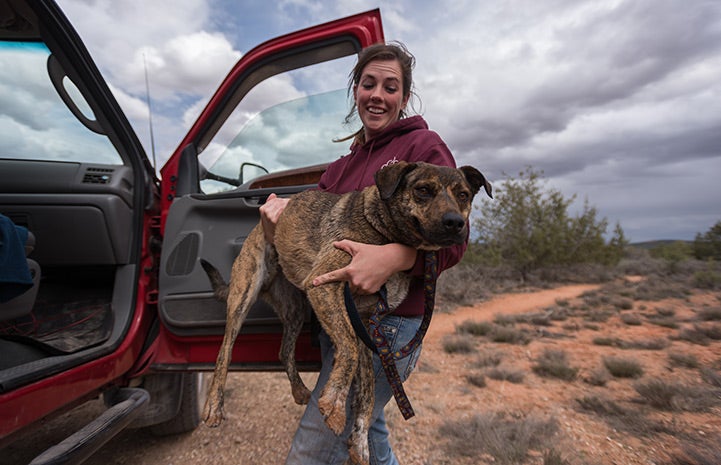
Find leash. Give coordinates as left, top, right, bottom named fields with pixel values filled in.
left=343, top=251, right=438, bottom=420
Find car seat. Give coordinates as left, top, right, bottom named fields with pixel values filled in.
left=0, top=215, right=41, bottom=321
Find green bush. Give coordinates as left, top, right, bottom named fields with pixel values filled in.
left=692, top=220, right=721, bottom=261
left=472, top=167, right=626, bottom=281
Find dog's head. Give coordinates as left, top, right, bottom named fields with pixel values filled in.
left=374, top=161, right=493, bottom=250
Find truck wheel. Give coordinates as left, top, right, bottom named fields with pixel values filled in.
left=149, top=371, right=210, bottom=436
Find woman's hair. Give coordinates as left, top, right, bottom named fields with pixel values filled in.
left=338, top=41, right=418, bottom=144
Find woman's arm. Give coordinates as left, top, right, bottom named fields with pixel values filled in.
left=312, top=241, right=416, bottom=295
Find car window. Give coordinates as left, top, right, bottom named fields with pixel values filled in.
left=199, top=57, right=356, bottom=193
left=0, top=41, right=121, bottom=164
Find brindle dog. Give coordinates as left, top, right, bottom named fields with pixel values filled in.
left=201, top=161, right=492, bottom=465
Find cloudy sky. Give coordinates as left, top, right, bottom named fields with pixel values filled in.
left=55, top=0, right=721, bottom=243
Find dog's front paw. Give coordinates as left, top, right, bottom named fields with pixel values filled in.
left=318, top=391, right=346, bottom=435
left=203, top=392, right=225, bottom=427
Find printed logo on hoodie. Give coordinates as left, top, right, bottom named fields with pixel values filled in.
left=380, top=156, right=399, bottom=169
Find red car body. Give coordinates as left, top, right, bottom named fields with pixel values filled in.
left=0, top=1, right=384, bottom=462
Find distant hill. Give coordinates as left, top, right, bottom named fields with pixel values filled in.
left=630, top=240, right=693, bottom=250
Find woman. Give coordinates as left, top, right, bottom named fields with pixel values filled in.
left=261, top=42, right=466, bottom=465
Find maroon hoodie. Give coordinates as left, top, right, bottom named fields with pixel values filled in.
left=318, top=115, right=466, bottom=317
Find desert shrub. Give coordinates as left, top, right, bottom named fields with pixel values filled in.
left=436, top=263, right=493, bottom=308
left=592, top=337, right=619, bottom=347
left=620, top=338, right=670, bottom=351
left=584, top=367, right=611, bottom=386
left=465, top=373, right=487, bottom=388
left=697, top=307, right=721, bottom=321
left=486, top=366, right=525, bottom=384
left=529, top=314, right=553, bottom=326
left=576, top=395, right=675, bottom=437
left=675, top=326, right=712, bottom=346
left=548, top=307, right=570, bottom=321
left=676, top=323, right=721, bottom=345
left=614, top=298, right=635, bottom=310
left=692, top=269, right=721, bottom=290
left=456, top=319, right=493, bottom=336
left=620, top=313, right=643, bottom=325
left=648, top=317, right=679, bottom=329
left=493, top=314, right=518, bottom=326
left=668, top=352, right=699, bottom=369
left=440, top=411, right=558, bottom=464
left=650, top=241, right=694, bottom=273
left=656, top=307, right=677, bottom=317
left=473, top=349, right=504, bottom=368
left=603, top=356, right=644, bottom=378
left=700, top=367, right=721, bottom=388
left=543, top=449, right=571, bottom=465
left=665, top=436, right=721, bottom=465
left=633, top=378, right=683, bottom=410
left=532, top=349, right=578, bottom=381
left=576, top=395, right=628, bottom=417
left=634, top=276, right=691, bottom=301
left=697, top=323, right=721, bottom=340
left=489, top=325, right=532, bottom=345
left=592, top=337, right=668, bottom=350
left=617, top=249, right=664, bottom=276
left=585, top=309, right=614, bottom=323
left=634, top=378, right=721, bottom=412
left=442, top=335, right=476, bottom=354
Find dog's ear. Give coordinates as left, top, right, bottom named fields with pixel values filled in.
left=375, top=161, right=418, bottom=200
left=460, top=166, right=493, bottom=199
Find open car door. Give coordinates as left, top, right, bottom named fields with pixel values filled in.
left=153, top=10, right=384, bottom=372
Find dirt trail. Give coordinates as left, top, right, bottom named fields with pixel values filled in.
left=426, top=284, right=599, bottom=343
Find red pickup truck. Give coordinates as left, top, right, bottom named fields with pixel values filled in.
left=0, top=1, right=384, bottom=462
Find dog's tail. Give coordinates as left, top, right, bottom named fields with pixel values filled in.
left=200, top=259, right=229, bottom=302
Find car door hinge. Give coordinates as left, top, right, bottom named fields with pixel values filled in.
left=146, top=290, right=158, bottom=305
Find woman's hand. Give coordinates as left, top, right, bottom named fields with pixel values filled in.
left=312, top=240, right=417, bottom=294
left=259, top=193, right=289, bottom=244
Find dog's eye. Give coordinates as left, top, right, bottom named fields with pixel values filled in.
left=414, top=186, right=432, bottom=199
left=457, top=192, right=469, bottom=203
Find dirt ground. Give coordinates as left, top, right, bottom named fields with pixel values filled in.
left=5, top=280, right=721, bottom=465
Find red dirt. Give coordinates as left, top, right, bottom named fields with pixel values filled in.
left=5, top=279, right=720, bottom=465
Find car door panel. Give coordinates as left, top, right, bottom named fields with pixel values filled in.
left=154, top=9, right=384, bottom=369
left=159, top=187, right=298, bottom=337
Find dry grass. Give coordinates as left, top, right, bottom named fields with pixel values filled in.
left=532, top=348, right=578, bottom=381
left=441, top=334, right=476, bottom=354
left=603, top=355, right=644, bottom=378
left=439, top=412, right=558, bottom=464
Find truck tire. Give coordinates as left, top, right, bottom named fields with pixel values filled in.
left=149, top=372, right=210, bottom=436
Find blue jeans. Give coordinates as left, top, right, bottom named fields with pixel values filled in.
left=285, top=314, right=423, bottom=465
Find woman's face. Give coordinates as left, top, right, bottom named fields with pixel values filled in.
left=354, top=58, right=409, bottom=141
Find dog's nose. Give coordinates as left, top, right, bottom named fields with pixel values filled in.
left=441, top=212, right=465, bottom=234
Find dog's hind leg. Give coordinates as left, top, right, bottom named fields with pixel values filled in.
left=264, top=276, right=312, bottom=405
left=305, top=283, right=360, bottom=436
left=348, top=346, right=374, bottom=465
left=203, top=226, right=269, bottom=427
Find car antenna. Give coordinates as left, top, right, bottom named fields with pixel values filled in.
left=143, top=53, right=157, bottom=171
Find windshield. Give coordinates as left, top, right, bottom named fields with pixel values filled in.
left=201, top=88, right=353, bottom=193
left=0, top=41, right=121, bottom=164
left=198, top=55, right=358, bottom=194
